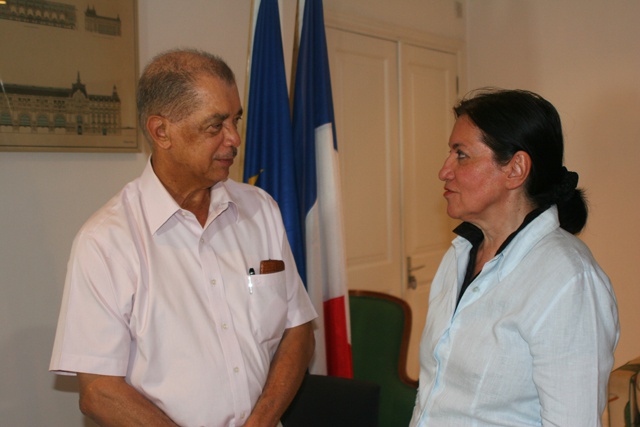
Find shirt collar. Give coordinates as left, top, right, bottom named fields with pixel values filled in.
left=453, top=206, right=547, bottom=254
left=139, top=157, right=239, bottom=234
left=206, top=180, right=239, bottom=227
left=452, top=205, right=561, bottom=280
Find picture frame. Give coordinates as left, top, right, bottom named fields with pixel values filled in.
left=0, top=0, right=139, bottom=152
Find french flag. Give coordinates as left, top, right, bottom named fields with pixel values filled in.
left=292, top=0, right=353, bottom=378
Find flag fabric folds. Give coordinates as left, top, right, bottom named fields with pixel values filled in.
left=243, top=0, right=306, bottom=280
left=243, top=0, right=353, bottom=378
left=292, top=0, right=353, bottom=378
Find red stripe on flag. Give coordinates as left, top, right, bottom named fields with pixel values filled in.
left=323, top=295, right=353, bottom=378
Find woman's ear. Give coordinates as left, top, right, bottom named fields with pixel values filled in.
left=505, top=151, right=531, bottom=189
left=146, top=116, right=171, bottom=150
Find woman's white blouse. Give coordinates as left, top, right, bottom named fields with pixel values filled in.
left=410, top=206, right=619, bottom=427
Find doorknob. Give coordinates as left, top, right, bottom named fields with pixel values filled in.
left=407, top=256, right=425, bottom=290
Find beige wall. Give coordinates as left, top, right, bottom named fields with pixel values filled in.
left=0, top=1, right=462, bottom=425
left=466, top=0, right=640, bottom=369
left=2, top=0, right=636, bottom=425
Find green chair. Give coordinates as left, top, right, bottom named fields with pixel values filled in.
left=349, top=290, right=419, bottom=427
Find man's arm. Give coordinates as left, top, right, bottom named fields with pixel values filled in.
left=77, top=373, right=180, bottom=427
left=244, top=321, right=315, bottom=427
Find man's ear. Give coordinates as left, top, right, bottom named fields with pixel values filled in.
left=146, top=115, right=171, bottom=150
left=505, top=151, right=531, bottom=190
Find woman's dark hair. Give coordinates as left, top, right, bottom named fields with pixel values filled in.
left=454, top=88, right=587, bottom=234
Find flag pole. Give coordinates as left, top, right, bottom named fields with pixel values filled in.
left=289, top=0, right=302, bottom=112
left=239, top=0, right=259, bottom=182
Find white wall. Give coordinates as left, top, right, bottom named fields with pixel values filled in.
left=0, top=2, right=247, bottom=426
left=0, top=1, right=463, bottom=425
left=466, top=1, right=640, bottom=368
left=4, top=1, right=636, bottom=425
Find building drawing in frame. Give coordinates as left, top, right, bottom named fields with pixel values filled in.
left=0, top=0, right=138, bottom=152
left=0, top=0, right=77, bottom=29
left=1, top=73, right=121, bottom=137
left=85, top=6, right=121, bottom=36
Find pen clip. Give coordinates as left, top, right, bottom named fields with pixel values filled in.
left=248, top=268, right=255, bottom=294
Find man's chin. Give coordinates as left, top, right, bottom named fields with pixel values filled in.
left=211, top=169, right=231, bottom=184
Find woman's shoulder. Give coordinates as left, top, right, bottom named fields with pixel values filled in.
left=520, top=227, right=611, bottom=295
left=537, top=227, right=598, bottom=268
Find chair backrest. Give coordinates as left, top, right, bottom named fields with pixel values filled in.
left=281, top=373, right=381, bottom=427
left=607, top=356, right=640, bottom=427
left=349, top=290, right=418, bottom=427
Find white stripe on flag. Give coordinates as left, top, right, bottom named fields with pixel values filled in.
left=308, top=123, right=351, bottom=375
left=315, top=123, right=349, bottom=305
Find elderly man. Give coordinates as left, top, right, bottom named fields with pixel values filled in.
left=50, top=49, right=317, bottom=427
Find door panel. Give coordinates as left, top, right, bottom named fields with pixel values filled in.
left=326, top=28, right=402, bottom=297
left=326, top=28, right=459, bottom=381
left=401, top=44, right=458, bottom=379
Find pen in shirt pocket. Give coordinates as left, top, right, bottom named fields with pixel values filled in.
left=248, top=268, right=255, bottom=294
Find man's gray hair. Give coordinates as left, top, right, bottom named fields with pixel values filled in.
left=137, top=48, right=236, bottom=143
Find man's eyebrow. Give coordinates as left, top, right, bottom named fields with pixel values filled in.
left=211, top=113, right=229, bottom=121
left=210, top=108, right=243, bottom=121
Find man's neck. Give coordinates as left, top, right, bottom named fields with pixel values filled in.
left=151, top=156, right=214, bottom=227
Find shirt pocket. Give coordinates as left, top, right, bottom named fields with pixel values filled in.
left=247, top=271, right=288, bottom=344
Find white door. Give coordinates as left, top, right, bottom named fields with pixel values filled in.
left=326, top=28, right=403, bottom=297
left=400, top=44, right=458, bottom=378
left=326, top=28, right=458, bottom=380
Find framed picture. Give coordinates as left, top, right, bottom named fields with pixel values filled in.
left=0, top=0, right=139, bottom=152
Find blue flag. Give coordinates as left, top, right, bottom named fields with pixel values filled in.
left=292, top=0, right=352, bottom=378
left=243, top=0, right=306, bottom=282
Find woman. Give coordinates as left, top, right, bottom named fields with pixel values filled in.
left=410, top=89, right=619, bottom=426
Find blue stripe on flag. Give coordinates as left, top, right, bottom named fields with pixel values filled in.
left=243, top=0, right=306, bottom=283
left=292, top=0, right=338, bottom=220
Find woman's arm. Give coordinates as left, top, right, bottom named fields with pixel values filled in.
left=530, top=272, right=618, bottom=426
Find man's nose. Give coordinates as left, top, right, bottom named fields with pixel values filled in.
left=224, top=125, right=241, bottom=147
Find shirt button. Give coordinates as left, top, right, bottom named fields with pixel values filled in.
left=234, top=367, right=240, bottom=373
left=210, top=279, right=216, bottom=285
left=200, top=238, right=205, bottom=244
left=473, top=286, right=480, bottom=292
left=222, top=323, right=228, bottom=330
left=240, top=412, right=246, bottom=419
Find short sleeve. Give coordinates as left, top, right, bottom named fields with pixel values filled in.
left=50, top=232, right=134, bottom=376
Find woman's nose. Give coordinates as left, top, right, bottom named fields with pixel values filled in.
left=438, top=156, right=453, bottom=181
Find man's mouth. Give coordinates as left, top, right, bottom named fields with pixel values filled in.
left=214, top=147, right=238, bottom=162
